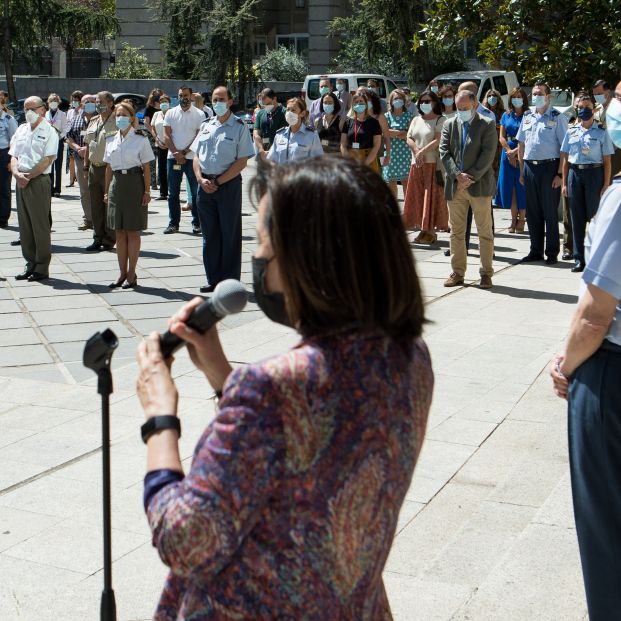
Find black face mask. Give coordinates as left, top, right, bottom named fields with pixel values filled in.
left=252, top=256, right=291, bottom=326
left=180, top=97, right=191, bottom=106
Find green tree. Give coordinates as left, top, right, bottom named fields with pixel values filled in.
left=256, top=46, right=308, bottom=82
left=106, top=42, right=154, bottom=79
left=419, top=0, right=621, bottom=90
left=1, top=0, right=117, bottom=101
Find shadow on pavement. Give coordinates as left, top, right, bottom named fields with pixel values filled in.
left=489, top=284, right=578, bottom=304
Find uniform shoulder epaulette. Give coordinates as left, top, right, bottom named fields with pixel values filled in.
left=233, top=115, right=245, bottom=125
left=596, top=123, right=604, bottom=130
left=551, top=108, right=561, bottom=117
left=134, top=129, right=146, bottom=137
left=275, top=126, right=287, bottom=134
left=304, top=124, right=315, bottom=132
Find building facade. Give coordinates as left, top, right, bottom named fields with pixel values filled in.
left=115, top=0, right=348, bottom=75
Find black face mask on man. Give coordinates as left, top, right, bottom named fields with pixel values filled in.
left=251, top=256, right=291, bottom=326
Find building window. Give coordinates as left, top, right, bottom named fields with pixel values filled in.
left=276, top=34, right=309, bottom=57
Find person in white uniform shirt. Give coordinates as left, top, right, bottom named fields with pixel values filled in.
left=45, top=93, right=68, bottom=196
left=9, top=96, right=58, bottom=281
left=267, top=98, right=323, bottom=164
left=103, top=101, right=154, bottom=289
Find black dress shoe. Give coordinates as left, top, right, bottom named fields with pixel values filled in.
left=122, top=277, right=137, bottom=289
left=85, top=242, right=102, bottom=252
left=571, top=261, right=585, bottom=273
left=443, top=249, right=450, bottom=257
left=101, top=244, right=115, bottom=251
left=15, top=270, right=33, bottom=280
left=163, top=225, right=178, bottom=234
left=521, top=253, right=544, bottom=263
left=545, top=256, right=558, bottom=265
left=562, top=251, right=573, bottom=261
left=10, top=238, right=21, bottom=246
left=109, top=276, right=126, bottom=289
left=27, top=272, right=48, bottom=282
left=199, top=284, right=216, bottom=294
left=192, top=225, right=202, bottom=235
left=0, top=221, right=8, bottom=229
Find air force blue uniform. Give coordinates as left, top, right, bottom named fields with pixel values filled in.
left=266, top=125, right=324, bottom=164
left=0, top=111, right=18, bottom=225
left=561, top=123, right=615, bottom=265
left=517, top=106, right=569, bottom=259
left=191, top=113, right=255, bottom=287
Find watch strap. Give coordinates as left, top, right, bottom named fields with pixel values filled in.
left=141, top=415, right=181, bottom=444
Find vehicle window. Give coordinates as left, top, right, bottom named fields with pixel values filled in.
left=481, top=79, right=492, bottom=97
left=550, top=90, right=573, bottom=107
left=387, top=80, right=398, bottom=95
left=436, top=78, right=481, bottom=91
left=357, top=78, right=386, bottom=98
left=307, top=78, right=337, bottom=101
left=493, top=76, right=508, bottom=96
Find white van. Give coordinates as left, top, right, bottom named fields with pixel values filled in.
left=432, top=70, right=520, bottom=108
left=302, top=73, right=399, bottom=109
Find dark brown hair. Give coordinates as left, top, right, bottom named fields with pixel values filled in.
left=508, top=87, right=529, bottom=112
left=357, top=87, right=382, bottom=116
left=417, top=90, right=442, bottom=116
left=250, top=158, right=425, bottom=342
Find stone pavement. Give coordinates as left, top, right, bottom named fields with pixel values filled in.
left=0, top=163, right=587, bottom=620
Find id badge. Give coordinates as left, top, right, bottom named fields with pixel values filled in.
left=547, top=120, right=557, bottom=128
left=80, top=130, right=86, bottom=137
left=352, top=142, right=360, bottom=150
left=321, top=139, right=329, bottom=147
left=581, top=146, right=591, bottom=155
left=263, top=137, right=270, bottom=145
left=173, top=164, right=182, bottom=171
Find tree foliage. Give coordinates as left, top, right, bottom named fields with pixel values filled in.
left=1, top=0, right=117, bottom=100
left=256, top=46, right=308, bottom=82
left=106, top=42, right=154, bottom=79
left=420, top=0, right=621, bottom=90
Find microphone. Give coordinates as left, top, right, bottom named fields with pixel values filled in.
left=159, top=279, right=249, bottom=358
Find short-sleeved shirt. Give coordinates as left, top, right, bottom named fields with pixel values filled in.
left=254, top=105, right=287, bottom=149
left=66, top=110, right=89, bottom=149
left=477, top=103, right=496, bottom=123
left=516, top=105, right=569, bottom=160
left=581, top=177, right=621, bottom=346
left=407, top=115, right=445, bottom=164
left=151, top=110, right=167, bottom=144
left=85, top=113, right=118, bottom=165
left=0, top=110, right=18, bottom=149
left=45, top=109, right=68, bottom=139
left=103, top=128, right=155, bottom=170
left=163, top=105, right=205, bottom=159
left=191, top=112, right=255, bottom=176
left=267, top=125, right=324, bottom=164
left=9, top=118, right=59, bottom=174
left=9, top=119, right=59, bottom=174
left=342, top=116, right=382, bottom=150
left=560, top=123, right=615, bottom=165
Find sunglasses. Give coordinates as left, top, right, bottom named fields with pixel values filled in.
left=419, top=100, right=433, bottom=104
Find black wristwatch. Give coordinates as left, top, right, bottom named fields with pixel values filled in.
left=141, top=415, right=181, bottom=444
left=213, top=177, right=221, bottom=188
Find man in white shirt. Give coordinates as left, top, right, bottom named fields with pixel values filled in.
left=163, top=86, right=205, bottom=235
left=9, top=96, right=58, bottom=281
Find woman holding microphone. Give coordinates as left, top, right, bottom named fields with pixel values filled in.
left=103, top=102, right=155, bottom=289
left=136, top=156, right=433, bottom=620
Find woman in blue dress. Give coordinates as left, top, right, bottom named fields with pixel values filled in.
left=498, top=87, right=530, bottom=233
left=382, top=89, right=413, bottom=199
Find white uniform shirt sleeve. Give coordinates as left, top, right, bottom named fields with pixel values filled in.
left=139, top=136, right=155, bottom=164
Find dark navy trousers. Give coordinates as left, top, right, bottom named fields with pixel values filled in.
left=167, top=159, right=199, bottom=228
left=524, top=160, right=560, bottom=258
left=0, top=148, right=11, bottom=224
left=197, top=175, right=242, bottom=287
left=567, top=166, right=604, bottom=264
left=568, top=341, right=621, bottom=620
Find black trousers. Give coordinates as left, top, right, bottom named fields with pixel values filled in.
left=568, top=340, right=621, bottom=621
left=568, top=166, right=603, bottom=264
left=0, top=147, right=11, bottom=224
left=48, top=138, right=64, bottom=195
left=524, top=159, right=561, bottom=258
left=157, top=146, right=168, bottom=198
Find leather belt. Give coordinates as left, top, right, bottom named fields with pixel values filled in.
left=525, top=158, right=559, bottom=165
left=113, top=166, right=142, bottom=175
left=90, top=162, right=107, bottom=168
left=569, top=163, right=603, bottom=170
left=201, top=172, right=219, bottom=180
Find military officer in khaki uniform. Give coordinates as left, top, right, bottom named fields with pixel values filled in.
left=85, top=91, right=117, bottom=251
left=9, top=96, right=58, bottom=281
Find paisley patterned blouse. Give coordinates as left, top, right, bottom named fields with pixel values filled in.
left=145, top=330, right=434, bottom=620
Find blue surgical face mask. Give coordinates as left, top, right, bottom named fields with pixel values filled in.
left=323, top=104, right=335, bottom=114
left=319, top=86, right=330, bottom=97
left=594, top=94, right=607, bottom=105
left=213, top=101, right=228, bottom=116
left=457, top=109, right=473, bottom=123
left=84, top=102, right=96, bottom=114
left=160, top=102, right=169, bottom=111
left=511, top=97, right=523, bottom=109
left=532, top=94, right=546, bottom=108
left=487, top=96, right=497, bottom=106
left=442, top=97, right=454, bottom=107
left=392, top=99, right=404, bottom=109
left=353, top=103, right=366, bottom=114
left=605, top=99, right=621, bottom=148
left=116, top=116, right=131, bottom=130
left=420, top=102, right=433, bottom=114
left=431, top=86, right=439, bottom=94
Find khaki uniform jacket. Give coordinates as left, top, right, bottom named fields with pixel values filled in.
left=85, top=113, right=117, bottom=165
left=439, top=113, right=498, bottom=201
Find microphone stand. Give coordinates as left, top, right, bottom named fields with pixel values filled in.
left=83, top=329, right=119, bottom=621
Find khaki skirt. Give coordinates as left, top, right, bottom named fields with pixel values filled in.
left=349, top=148, right=380, bottom=174
left=107, top=170, right=147, bottom=231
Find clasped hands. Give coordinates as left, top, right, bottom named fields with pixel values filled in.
left=457, top=172, right=474, bottom=189
left=136, top=297, right=233, bottom=420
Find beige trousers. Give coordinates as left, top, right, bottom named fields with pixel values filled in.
left=448, top=188, right=494, bottom=278
left=74, top=153, right=92, bottom=223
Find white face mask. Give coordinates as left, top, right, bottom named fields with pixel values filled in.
left=285, top=111, right=299, bottom=126
left=25, top=109, right=40, bottom=125
left=457, top=109, right=473, bottom=123
left=48, top=101, right=59, bottom=111
left=263, top=104, right=275, bottom=113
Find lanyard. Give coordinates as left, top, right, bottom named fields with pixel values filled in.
left=353, top=119, right=362, bottom=143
